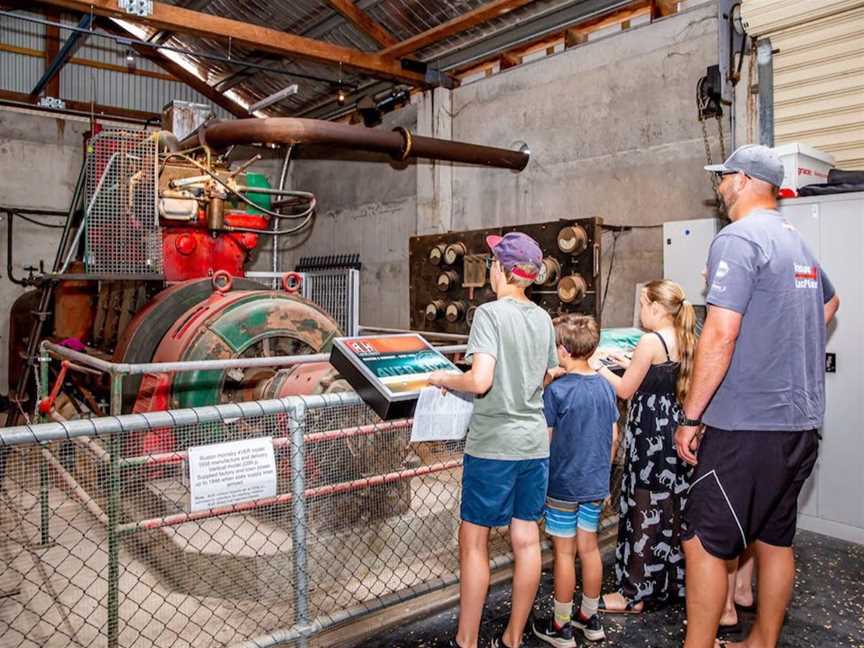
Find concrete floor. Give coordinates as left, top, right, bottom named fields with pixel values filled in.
left=361, top=530, right=864, bottom=648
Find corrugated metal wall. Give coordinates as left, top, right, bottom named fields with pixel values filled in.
left=0, top=11, right=44, bottom=94
left=0, top=12, right=231, bottom=119
left=742, top=0, right=864, bottom=170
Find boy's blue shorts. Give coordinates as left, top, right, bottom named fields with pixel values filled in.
left=544, top=498, right=603, bottom=537
left=460, top=454, right=549, bottom=527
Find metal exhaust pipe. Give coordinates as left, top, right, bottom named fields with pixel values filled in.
left=179, top=117, right=530, bottom=171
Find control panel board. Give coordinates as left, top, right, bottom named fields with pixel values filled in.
left=409, top=218, right=602, bottom=335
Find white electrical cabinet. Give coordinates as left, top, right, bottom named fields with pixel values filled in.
left=781, top=192, right=864, bottom=545
left=663, top=218, right=722, bottom=304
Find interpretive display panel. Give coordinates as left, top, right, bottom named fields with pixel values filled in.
left=330, top=334, right=460, bottom=419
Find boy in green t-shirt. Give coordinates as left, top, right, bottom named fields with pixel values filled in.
left=429, top=232, right=558, bottom=648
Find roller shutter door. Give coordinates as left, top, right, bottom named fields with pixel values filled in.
left=742, top=0, right=864, bottom=169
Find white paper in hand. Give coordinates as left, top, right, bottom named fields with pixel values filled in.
left=410, top=387, right=473, bottom=442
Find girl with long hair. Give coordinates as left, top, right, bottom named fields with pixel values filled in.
left=594, top=280, right=697, bottom=612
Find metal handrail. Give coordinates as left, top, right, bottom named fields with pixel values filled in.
left=0, top=393, right=350, bottom=447
left=41, top=341, right=467, bottom=377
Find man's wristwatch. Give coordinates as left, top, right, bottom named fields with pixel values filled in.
left=678, top=413, right=702, bottom=427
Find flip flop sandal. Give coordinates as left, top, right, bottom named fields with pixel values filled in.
left=598, top=596, right=642, bottom=615
left=716, top=622, right=742, bottom=637
left=682, top=619, right=741, bottom=636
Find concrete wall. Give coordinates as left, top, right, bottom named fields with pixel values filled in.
left=284, top=2, right=725, bottom=330
left=0, top=109, right=89, bottom=393
left=286, top=106, right=419, bottom=329
left=449, top=1, right=722, bottom=326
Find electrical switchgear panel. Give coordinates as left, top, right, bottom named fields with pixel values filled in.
left=409, top=218, right=602, bottom=335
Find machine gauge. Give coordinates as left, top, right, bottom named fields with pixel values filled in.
left=444, top=242, right=467, bottom=265
left=557, top=274, right=588, bottom=304
left=534, top=258, right=561, bottom=286
left=437, top=271, right=459, bottom=292
left=557, top=225, right=588, bottom=255
left=428, top=244, right=447, bottom=266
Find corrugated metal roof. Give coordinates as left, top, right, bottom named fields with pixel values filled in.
left=1, top=0, right=625, bottom=118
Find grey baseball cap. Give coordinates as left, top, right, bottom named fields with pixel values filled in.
left=705, top=144, right=785, bottom=187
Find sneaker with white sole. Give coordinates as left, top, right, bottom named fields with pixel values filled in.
left=532, top=617, right=576, bottom=648
left=572, top=611, right=606, bottom=641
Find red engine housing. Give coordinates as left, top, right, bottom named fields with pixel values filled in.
left=162, top=211, right=269, bottom=281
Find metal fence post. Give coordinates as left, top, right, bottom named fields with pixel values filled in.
left=107, top=372, right=124, bottom=648
left=38, top=350, right=51, bottom=546
left=289, top=400, right=310, bottom=648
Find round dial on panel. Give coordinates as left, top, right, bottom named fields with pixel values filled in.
left=437, top=270, right=459, bottom=292
left=428, top=244, right=447, bottom=266
left=425, top=300, right=445, bottom=321
left=466, top=306, right=478, bottom=327
left=444, top=242, right=467, bottom=265
left=557, top=274, right=588, bottom=304
left=557, top=225, right=588, bottom=255
left=445, top=301, right=466, bottom=323
left=534, top=257, right=561, bottom=286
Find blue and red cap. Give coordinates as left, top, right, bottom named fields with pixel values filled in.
left=486, top=232, right=542, bottom=281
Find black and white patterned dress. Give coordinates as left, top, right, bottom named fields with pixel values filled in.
left=614, top=332, right=692, bottom=606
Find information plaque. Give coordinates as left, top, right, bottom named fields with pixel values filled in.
left=329, top=334, right=460, bottom=419
left=188, top=437, right=277, bottom=512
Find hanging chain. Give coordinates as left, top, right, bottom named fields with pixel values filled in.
left=700, top=112, right=725, bottom=215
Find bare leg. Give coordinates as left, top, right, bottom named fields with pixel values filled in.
left=720, top=561, right=739, bottom=626
left=455, top=521, right=491, bottom=648
left=552, top=535, right=577, bottom=606
left=734, top=546, right=756, bottom=608
left=683, top=535, right=728, bottom=648
left=745, top=541, right=794, bottom=648
left=502, top=519, right=542, bottom=647
left=576, top=529, right=602, bottom=600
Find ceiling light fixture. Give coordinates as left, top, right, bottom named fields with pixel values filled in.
left=248, top=83, right=299, bottom=114
left=125, top=48, right=136, bottom=73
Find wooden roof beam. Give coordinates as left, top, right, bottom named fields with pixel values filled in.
left=32, top=0, right=426, bottom=85
left=43, top=8, right=61, bottom=97
left=652, top=0, right=678, bottom=18
left=379, top=0, right=537, bottom=59
left=324, top=0, right=398, bottom=47
left=0, top=88, right=159, bottom=122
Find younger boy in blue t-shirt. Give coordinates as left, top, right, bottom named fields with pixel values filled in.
left=533, top=315, right=619, bottom=646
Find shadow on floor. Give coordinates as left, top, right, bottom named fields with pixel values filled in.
left=360, top=530, right=863, bottom=647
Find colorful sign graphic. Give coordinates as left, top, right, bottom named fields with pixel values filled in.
left=340, top=335, right=459, bottom=396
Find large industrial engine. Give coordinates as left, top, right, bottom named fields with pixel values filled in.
left=5, top=111, right=530, bottom=536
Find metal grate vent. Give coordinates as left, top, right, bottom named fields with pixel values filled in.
left=84, top=130, right=162, bottom=275
left=301, top=269, right=360, bottom=337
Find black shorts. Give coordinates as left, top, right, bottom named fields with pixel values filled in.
left=681, top=427, right=819, bottom=560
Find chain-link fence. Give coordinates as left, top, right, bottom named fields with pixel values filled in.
left=1, top=390, right=625, bottom=648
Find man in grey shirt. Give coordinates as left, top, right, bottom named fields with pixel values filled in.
left=674, top=145, right=840, bottom=648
